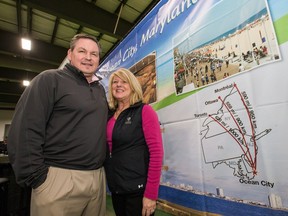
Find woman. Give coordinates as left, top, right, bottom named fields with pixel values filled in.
left=104, top=68, right=164, bottom=216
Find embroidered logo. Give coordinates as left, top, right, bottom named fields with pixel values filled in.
left=125, top=117, right=132, bottom=124
left=138, top=184, right=144, bottom=188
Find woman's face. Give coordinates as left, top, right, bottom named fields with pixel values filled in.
left=111, top=75, right=131, bottom=103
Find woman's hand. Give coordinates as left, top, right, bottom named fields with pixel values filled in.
left=142, top=197, right=156, bottom=216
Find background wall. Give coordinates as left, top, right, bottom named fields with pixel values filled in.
left=0, top=110, right=14, bottom=141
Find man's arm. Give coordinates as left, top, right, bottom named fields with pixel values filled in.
left=8, top=72, right=54, bottom=188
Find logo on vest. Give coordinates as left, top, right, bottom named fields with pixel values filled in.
left=125, top=117, right=132, bottom=124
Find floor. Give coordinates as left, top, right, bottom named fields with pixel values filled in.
left=106, top=195, right=173, bottom=216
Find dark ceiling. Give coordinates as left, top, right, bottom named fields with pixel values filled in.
left=0, top=0, right=160, bottom=110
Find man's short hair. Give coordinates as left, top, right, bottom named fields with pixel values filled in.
left=70, top=33, right=102, bottom=54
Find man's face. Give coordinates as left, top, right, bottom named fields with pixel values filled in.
left=67, top=38, right=100, bottom=78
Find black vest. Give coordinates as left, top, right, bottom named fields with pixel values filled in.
left=104, top=102, right=149, bottom=194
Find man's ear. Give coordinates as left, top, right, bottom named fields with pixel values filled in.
left=67, top=49, right=71, bottom=61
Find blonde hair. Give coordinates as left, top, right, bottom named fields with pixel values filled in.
left=108, top=68, right=143, bottom=110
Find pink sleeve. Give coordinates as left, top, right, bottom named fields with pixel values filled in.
left=142, top=105, right=164, bottom=200
left=106, top=117, right=116, bottom=153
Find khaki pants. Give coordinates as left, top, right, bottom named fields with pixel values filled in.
left=31, top=166, right=106, bottom=216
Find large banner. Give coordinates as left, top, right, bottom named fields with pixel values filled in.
left=98, top=0, right=288, bottom=215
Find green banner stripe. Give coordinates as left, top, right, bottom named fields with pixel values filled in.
left=274, top=14, right=288, bottom=45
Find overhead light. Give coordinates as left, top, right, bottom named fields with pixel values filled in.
left=21, top=38, right=31, bottom=50
left=23, top=80, right=30, bottom=86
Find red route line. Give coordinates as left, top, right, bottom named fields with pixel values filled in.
left=208, top=83, right=257, bottom=175
left=217, top=96, right=254, bottom=168
left=234, top=83, right=257, bottom=173
left=208, top=114, right=254, bottom=169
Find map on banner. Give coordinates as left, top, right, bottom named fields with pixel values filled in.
left=200, top=83, right=272, bottom=181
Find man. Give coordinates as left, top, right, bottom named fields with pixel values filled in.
left=7, top=34, right=108, bottom=216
